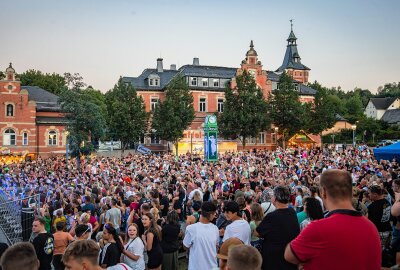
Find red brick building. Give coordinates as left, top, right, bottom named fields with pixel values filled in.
left=0, top=63, right=67, bottom=159
left=123, top=25, right=317, bottom=152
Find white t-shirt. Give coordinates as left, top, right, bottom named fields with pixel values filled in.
left=121, top=237, right=145, bottom=270
left=183, top=222, right=219, bottom=270
left=107, top=263, right=133, bottom=270
left=222, top=219, right=251, bottom=245
left=261, top=202, right=276, bottom=216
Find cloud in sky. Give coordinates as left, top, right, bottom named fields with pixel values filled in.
left=0, top=0, right=399, bottom=93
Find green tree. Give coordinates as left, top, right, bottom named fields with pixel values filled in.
left=151, top=75, right=195, bottom=155
left=376, top=82, right=400, bottom=97
left=84, top=86, right=107, bottom=122
left=59, top=87, right=106, bottom=168
left=304, top=81, right=336, bottom=134
left=344, top=93, right=364, bottom=122
left=19, top=69, right=66, bottom=95
left=105, top=78, right=148, bottom=153
left=267, top=71, right=304, bottom=147
left=218, top=70, right=270, bottom=148
left=0, top=71, right=4, bottom=80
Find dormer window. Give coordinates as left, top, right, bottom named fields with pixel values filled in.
left=190, top=77, right=197, bottom=86
left=202, top=78, right=208, bottom=87
left=148, top=74, right=160, bottom=86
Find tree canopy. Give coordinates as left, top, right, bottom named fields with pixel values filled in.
left=218, top=70, right=270, bottom=147
left=19, top=69, right=66, bottom=95
left=151, top=75, right=195, bottom=155
left=105, top=78, right=148, bottom=152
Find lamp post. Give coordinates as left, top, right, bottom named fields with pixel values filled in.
left=274, top=127, right=279, bottom=148
left=372, top=133, right=376, bottom=143
left=64, top=131, right=69, bottom=166
left=189, top=129, right=193, bottom=155
left=351, top=124, right=357, bottom=147
left=331, top=128, right=335, bottom=144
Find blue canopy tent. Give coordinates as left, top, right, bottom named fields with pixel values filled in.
left=374, top=142, right=400, bottom=161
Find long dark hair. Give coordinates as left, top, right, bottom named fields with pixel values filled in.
left=143, top=213, right=162, bottom=241
left=304, top=197, right=324, bottom=221
left=104, top=223, right=124, bottom=253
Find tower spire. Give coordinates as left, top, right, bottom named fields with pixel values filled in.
left=290, top=19, right=293, bottom=31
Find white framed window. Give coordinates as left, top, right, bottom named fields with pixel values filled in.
left=199, top=98, right=207, bottom=112
left=250, top=136, right=256, bottom=144
left=151, top=98, right=159, bottom=112
left=190, top=77, right=197, bottom=86
left=149, top=79, right=154, bottom=86
left=217, top=98, right=224, bottom=113
left=202, top=78, right=208, bottom=87
left=6, top=104, right=14, bottom=117
left=259, top=132, right=265, bottom=144
left=151, top=134, right=160, bottom=144
left=3, top=129, right=16, bottom=145
left=23, top=132, right=28, bottom=145
left=154, top=79, right=159, bottom=86
left=48, top=131, right=57, bottom=146
left=213, top=79, right=219, bottom=87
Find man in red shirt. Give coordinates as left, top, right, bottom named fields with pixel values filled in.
left=284, top=169, right=381, bottom=270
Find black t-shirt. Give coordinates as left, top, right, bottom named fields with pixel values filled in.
left=368, top=198, right=392, bottom=232
left=99, top=242, right=121, bottom=267
left=160, top=196, right=169, bottom=217
left=160, top=224, right=180, bottom=253
left=32, top=233, right=54, bottom=270
left=256, top=208, right=300, bottom=270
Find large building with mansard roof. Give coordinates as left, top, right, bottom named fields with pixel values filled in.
left=123, top=25, right=318, bottom=153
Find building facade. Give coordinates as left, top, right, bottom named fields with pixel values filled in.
left=0, top=64, right=67, bottom=160
left=123, top=25, right=317, bottom=152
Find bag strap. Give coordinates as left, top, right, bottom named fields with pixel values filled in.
left=264, top=203, right=272, bottom=214
left=120, top=264, right=129, bottom=270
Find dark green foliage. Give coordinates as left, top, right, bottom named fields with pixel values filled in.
left=105, top=78, right=148, bottom=151
left=151, top=75, right=195, bottom=154
left=304, top=81, right=337, bottom=134
left=218, top=70, right=270, bottom=147
left=376, top=82, right=400, bottom=98
left=267, top=71, right=303, bottom=140
left=19, top=70, right=67, bottom=95
left=59, top=88, right=106, bottom=160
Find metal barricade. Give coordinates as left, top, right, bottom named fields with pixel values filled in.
left=0, top=191, right=41, bottom=245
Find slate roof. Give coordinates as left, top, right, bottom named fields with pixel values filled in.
left=178, top=65, right=237, bottom=79
left=36, top=116, right=68, bottom=125
left=276, top=30, right=310, bottom=72
left=335, top=113, right=348, bottom=121
left=381, top=109, right=400, bottom=125
left=370, top=97, right=398, bottom=110
left=298, top=84, right=317, bottom=95
left=122, top=69, right=179, bottom=90
left=21, top=86, right=61, bottom=111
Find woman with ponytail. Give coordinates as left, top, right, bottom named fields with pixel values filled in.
left=99, top=223, right=124, bottom=268
left=141, top=213, right=163, bottom=270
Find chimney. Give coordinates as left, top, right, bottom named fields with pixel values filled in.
left=170, top=64, right=176, bottom=71
left=193, top=57, right=199, bottom=66
left=157, top=58, right=163, bottom=72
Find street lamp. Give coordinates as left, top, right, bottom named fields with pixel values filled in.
left=274, top=127, right=279, bottom=147
left=64, top=131, right=69, bottom=166
left=351, top=124, right=357, bottom=147
left=189, top=128, right=193, bottom=155
left=331, top=127, right=335, bottom=144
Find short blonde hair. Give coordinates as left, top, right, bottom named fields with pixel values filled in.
left=62, top=240, right=99, bottom=266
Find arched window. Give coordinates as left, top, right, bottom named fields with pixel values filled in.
left=3, top=129, right=16, bottom=145
left=48, top=131, right=57, bottom=146
left=6, top=104, right=14, bottom=117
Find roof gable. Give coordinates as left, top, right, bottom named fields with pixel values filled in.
left=370, top=97, right=398, bottom=110
left=382, top=109, right=400, bottom=124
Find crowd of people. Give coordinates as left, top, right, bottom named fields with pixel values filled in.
left=0, top=144, right=398, bottom=269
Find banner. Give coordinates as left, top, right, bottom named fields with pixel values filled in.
left=204, top=115, right=218, bottom=162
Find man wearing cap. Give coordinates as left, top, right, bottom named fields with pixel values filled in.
left=183, top=201, right=219, bottom=270
left=222, top=201, right=251, bottom=245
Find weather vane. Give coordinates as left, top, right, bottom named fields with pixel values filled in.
left=290, top=19, right=294, bottom=31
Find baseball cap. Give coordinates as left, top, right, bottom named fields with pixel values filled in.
left=223, top=201, right=240, bottom=213
left=217, top=237, right=244, bottom=260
